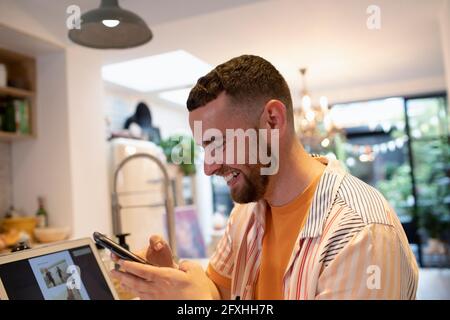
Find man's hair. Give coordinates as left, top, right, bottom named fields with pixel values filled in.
left=187, top=55, right=293, bottom=124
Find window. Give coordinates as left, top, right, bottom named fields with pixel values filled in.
left=330, top=94, right=449, bottom=267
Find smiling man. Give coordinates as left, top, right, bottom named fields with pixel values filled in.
left=111, top=55, right=418, bottom=300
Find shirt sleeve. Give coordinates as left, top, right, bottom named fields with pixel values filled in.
left=206, top=263, right=231, bottom=290
left=206, top=207, right=240, bottom=290
left=315, top=223, right=418, bottom=300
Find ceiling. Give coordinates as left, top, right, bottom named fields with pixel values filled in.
left=10, top=0, right=448, bottom=104
left=12, top=0, right=266, bottom=43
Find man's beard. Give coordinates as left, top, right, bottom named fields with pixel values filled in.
left=221, top=125, right=275, bottom=204
left=230, top=164, right=269, bottom=204
left=229, top=136, right=273, bottom=204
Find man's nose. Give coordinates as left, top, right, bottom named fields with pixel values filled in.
left=204, top=162, right=221, bottom=176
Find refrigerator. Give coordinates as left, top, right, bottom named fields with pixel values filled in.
left=109, top=138, right=169, bottom=252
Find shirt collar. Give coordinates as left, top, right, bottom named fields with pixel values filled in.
left=299, top=156, right=347, bottom=239
left=253, top=155, right=347, bottom=239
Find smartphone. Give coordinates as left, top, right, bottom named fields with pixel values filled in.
left=93, top=232, right=149, bottom=264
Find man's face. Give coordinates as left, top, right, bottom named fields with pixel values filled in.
left=189, top=93, right=269, bottom=203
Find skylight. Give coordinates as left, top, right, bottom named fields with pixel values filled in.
left=158, top=87, right=192, bottom=106
left=102, top=50, right=211, bottom=92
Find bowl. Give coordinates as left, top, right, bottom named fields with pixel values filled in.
left=1, top=216, right=37, bottom=239
left=34, top=227, right=70, bottom=243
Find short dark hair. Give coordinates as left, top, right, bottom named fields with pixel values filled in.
left=187, top=55, right=293, bottom=124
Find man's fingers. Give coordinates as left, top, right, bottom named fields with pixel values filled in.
left=149, top=235, right=166, bottom=251
left=111, top=268, right=177, bottom=300
left=110, top=269, right=153, bottom=293
left=111, top=253, right=119, bottom=262
left=111, top=269, right=163, bottom=298
left=120, top=281, right=158, bottom=300
left=178, top=260, right=202, bottom=274
left=136, top=250, right=147, bottom=260
left=178, top=260, right=190, bottom=272
left=120, top=283, right=158, bottom=300
left=146, top=235, right=176, bottom=268
left=111, top=251, right=146, bottom=263
left=118, top=259, right=171, bottom=281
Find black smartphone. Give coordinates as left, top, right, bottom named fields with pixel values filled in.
left=93, top=232, right=148, bottom=264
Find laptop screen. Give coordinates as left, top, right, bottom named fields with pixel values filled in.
left=0, top=245, right=115, bottom=300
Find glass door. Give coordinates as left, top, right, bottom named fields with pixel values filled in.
left=405, top=95, right=449, bottom=267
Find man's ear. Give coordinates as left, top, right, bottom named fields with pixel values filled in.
left=259, top=99, right=287, bottom=134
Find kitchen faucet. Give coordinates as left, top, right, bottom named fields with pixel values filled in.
left=111, top=153, right=177, bottom=258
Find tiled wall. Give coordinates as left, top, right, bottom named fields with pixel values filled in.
left=0, top=142, right=11, bottom=217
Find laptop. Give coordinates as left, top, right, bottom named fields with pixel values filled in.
left=0, top=238, right=119, bottom=300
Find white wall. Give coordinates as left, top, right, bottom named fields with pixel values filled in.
left=0, top=143, right=12, bottom=216
left=12, top=52, right=75, bottom=229
left=1, top=1, right=77, bottom=231
left=150, top=104, right=190, bottom=138
left=1, top=2, right=111, bottom=237
left=66, top=47, right=112, bottom=237
left=314, top=75, right=446, bottom=105
left=440, top=0, right=450, bottom=110
left=0, top=0, right=63, bottom=47
left=104, top=84, right=190, bottom=138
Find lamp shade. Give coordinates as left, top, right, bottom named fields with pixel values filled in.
left=68, top=0, right=152, bottom=49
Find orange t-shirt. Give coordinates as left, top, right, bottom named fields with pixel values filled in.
left=254, top=173, right=322, bottom=299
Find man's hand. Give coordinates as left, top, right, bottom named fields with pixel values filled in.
left=110, top=234, right=223, bottom=300
left=111, top=235, right=176, bottom=268
left=110, top=259, right=213, bottom=300
left=146, top=235, right=177, bottom=268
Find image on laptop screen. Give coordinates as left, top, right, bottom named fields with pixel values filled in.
left=0, top=244, right=115, bottom=300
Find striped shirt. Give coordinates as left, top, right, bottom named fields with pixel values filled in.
left=207, top=156, right=419, bottom=299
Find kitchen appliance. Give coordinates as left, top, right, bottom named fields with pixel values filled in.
left=109, top=138, right=176, bottom=255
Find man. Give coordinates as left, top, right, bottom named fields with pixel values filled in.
left=111, top=55, right=418, bottom=299
left=56, top=266, right=65, bottom=283
left=45, top=268, right=56, bottom=288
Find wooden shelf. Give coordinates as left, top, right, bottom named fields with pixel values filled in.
left=0, top=46, right=36, bottom=142
left=0, top=131, right=33, bottom=141
left=0, top=86, right=35, bottom=98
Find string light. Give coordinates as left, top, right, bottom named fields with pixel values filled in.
left=344, top=136, right=408, bottom=162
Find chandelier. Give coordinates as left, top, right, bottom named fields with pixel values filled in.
left=294, top=68, right=342, bottom=153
